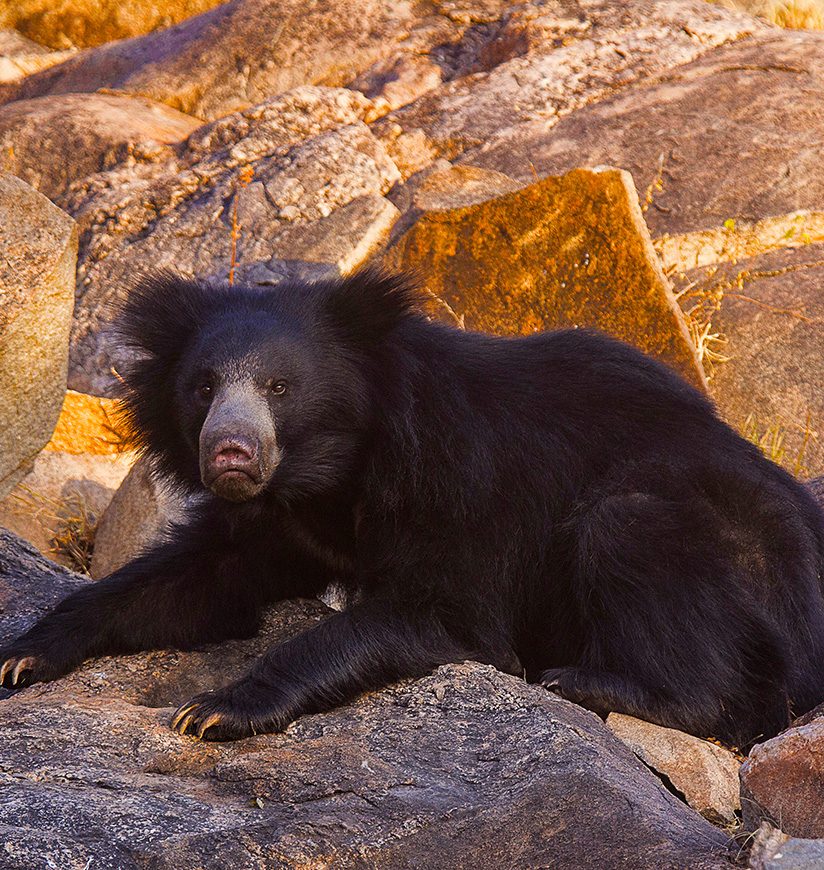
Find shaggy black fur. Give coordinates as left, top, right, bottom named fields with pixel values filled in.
left=2, top=269, right=824, bottom=748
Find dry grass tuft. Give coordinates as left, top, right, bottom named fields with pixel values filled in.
left=50, top=498, right=97, bottom=574
left=8, top=484, right=98, bottom=574
left=716, top=0, right=824, bottom=29
left=742, top=411, right=816, bottom=476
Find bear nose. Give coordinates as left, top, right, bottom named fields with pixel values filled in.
left=212, top=436, right=258, bottom=472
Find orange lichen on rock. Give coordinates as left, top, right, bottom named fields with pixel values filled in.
left=383, top=165, right=707, bottom=390
left=44, top=390, right=132, bottom=455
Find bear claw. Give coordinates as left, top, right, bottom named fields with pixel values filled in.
left=0, top=655, right=38, bottom=688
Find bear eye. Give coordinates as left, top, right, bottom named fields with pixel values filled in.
left=271, top=381, right=287, bottom=396
left=197, top=382, right=213, bottom=400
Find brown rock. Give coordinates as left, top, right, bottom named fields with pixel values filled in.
left=384, top=165, right=706, bottom=389
left=673, top=243, right=824, bottom=475
left=740, top=711, right=824, bottom=838
left=0, top=0, right=226, bottom=50
left=0, top=93, right=199, bottom=202
left=463, top=30, right=824, bottom=243
left=90, top=455, right=189, bottom=579
left=0, top=0, right=511, bottom=122
left=0, top=173, right=77, bottom=497
left=0, top=529, right=731, bottom=869
left=608, top=713, right=741, bottom=825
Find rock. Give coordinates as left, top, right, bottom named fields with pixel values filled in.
left=740, top=708, right=824, bottom=838
left=0, top=28, right=74, bottom=82
left=463, top=30, right=824, bottom=245
left=0, top=450, right=132, bottom=569
left=373, top=0, right=762, bottom=178
left=0, top=173, right=77, bottom=498
left=0, top=0, right=226, bottom=49
left=90, top=455, right=190, bottom=579
left=0, top=0, right=511, bottom=122
left=64, top=87, right=401, bottom=395
left=672, top=243, right=824, bottom=475
left=383, top=165, right=706, bottom=389
left=747, top=823, right=824, bottom=870
left=607, top=713, right=741, bottom=825
left=0, top=529, right=731, bottom=868
left=45, top=389, right=131, bottom=455
left=0, top=93, right=200, bottom=202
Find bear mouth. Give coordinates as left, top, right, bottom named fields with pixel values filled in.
left=208, top=469, right=264, bottom=502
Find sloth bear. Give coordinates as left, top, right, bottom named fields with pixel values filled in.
left=2, top=269, right=824, bottom=749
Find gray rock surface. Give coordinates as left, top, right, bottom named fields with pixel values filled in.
left=0, top=530, right=732, bottom=869
left=373, top=0, right=762, bottom=177
left=748, top=823, right=824, bottom=870
left=0, top=172, right=77, bottom=497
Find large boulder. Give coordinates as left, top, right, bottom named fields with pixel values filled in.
left=383, top=164, right=706, bottom=389
left=0, top=530, right=732, bottom=868
left=372, top=0, right=762, bottom=178
left=0, top=92, right=200, bottom=202
left=0, top=173, right=77, bottom=497
left=0, top=0, right=510, bottom=121
left=459, top=30, right=824, bottom=243
left=64, top=86, right=402, bottom=395
left=0, top=28, right=73, bottom=82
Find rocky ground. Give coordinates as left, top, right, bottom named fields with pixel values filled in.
left=2, top=0, right=824, bottom=866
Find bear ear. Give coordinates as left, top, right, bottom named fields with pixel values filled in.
left=322, top=267, right=421, bottom=344
left=113, top=270, right=213, bottom=361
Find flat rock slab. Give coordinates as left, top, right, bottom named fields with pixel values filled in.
left=384, top=164, right=705, bottom=388
left=463, top=30, right=824, bottom=242
left=672, top=242, right=824, bottom=475
left=608, top=713, right=741, bottom=825
left=0, top=173, right=77, bottom=498
left=0, top=530, right=731, bottom=868
left=0, top=92, right=200, bottom=202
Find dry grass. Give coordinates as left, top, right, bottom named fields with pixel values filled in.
left=716, top=0, right=824, bottom=29
left=8, top=485, right=98, bottom=573
left=49, top=498, right=97, bottom=574
left=741, top=412, right=815, bottom=476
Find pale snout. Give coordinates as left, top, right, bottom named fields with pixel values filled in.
left=199, top=383, right=280, bottom=501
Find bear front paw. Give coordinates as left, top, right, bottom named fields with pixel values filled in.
left=0, top=649, right=63, bottom=689
left=171, top=680, right=291, bottom=742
